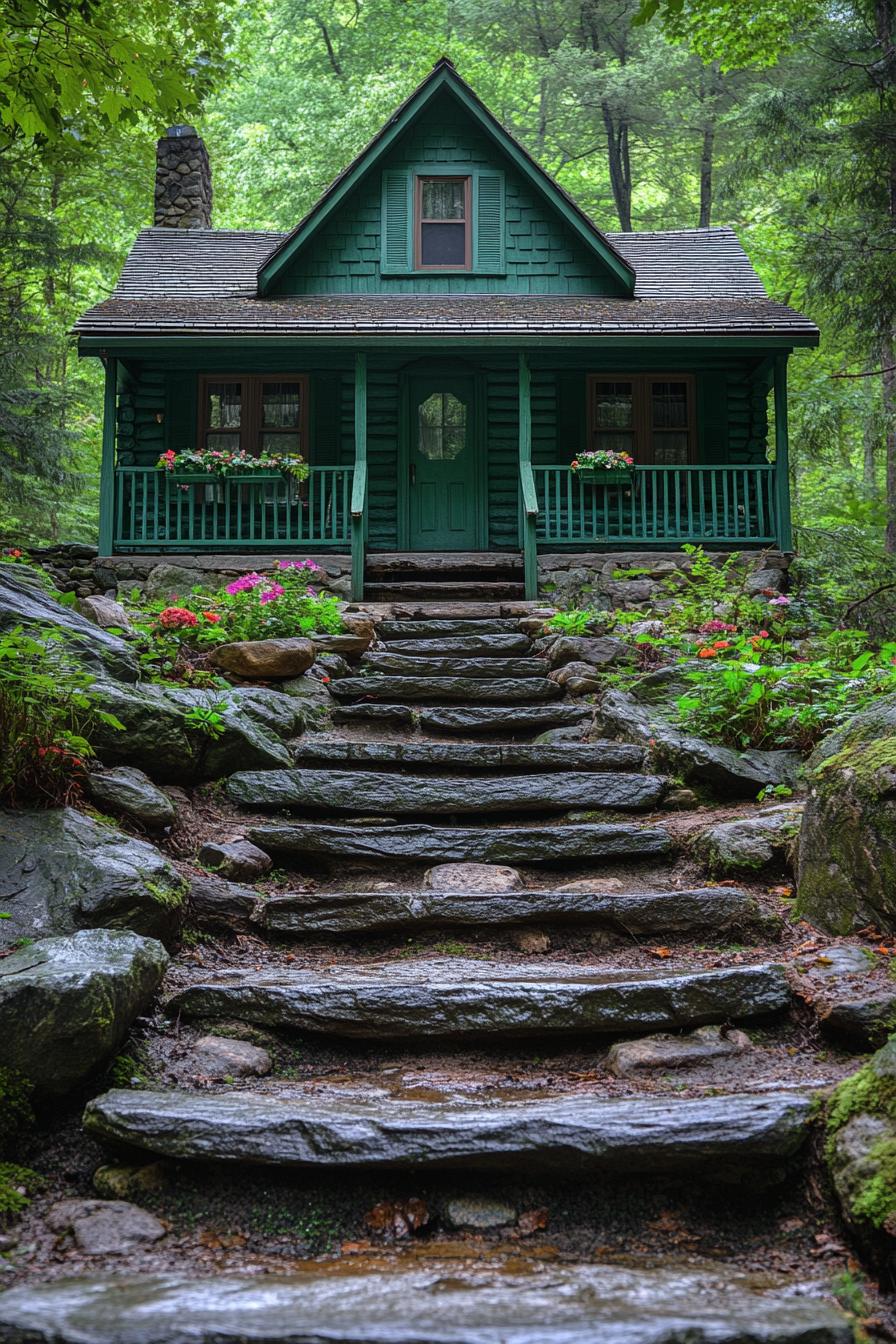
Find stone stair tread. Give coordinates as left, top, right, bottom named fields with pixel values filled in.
left=418, top=705, right=590, bottom=734
left=248, top=820, right=672, bottom=864
left=384, top=633, right=533, bottom=655
left=366, top=582, right=525, bottom=600
left=329, top=676, right=563, bottom=704
left=361, top=653, right=547, bottom=678
left=330, top=704, right=415, bottom=727
left=227, top=768, right=666, bottom=814
left=260, top=885, right=763, bottom=936
left=166, top=957, right=790, bottom=1038
left=83, top=1084, right=812, bottom=1179
left=378, top=619, right=523, bottom=639
left=0, top=1262, right=852, bottom=1344
left=290, top=739, right=647, bottom=772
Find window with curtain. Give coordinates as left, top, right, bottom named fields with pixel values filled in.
left=198, top=375, right=308, bottom=457
left=587, top=374, right=694, bottom=464
left=415, top=176, right=471, bottom=269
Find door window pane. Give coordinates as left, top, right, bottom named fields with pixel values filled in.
left=418, top=393, right=467, bottom=461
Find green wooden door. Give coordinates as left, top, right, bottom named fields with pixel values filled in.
left=408, top=374, right=479, bottom=550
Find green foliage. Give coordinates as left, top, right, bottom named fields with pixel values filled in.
left=546, top=608, right=606, bottom=636
left=0, top=1163, right=43, bottom=1219
left=0, top=625, right=123, bottom=806
left=0, top=1067, right=33, bottom=1153
left=182, top=700, right=228, bottom=741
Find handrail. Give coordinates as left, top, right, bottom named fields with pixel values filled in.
left=520, top=459, right=538, bottom=517
left=351, top=352, right=368, bottom=600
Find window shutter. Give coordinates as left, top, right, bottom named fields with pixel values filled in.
left=475, top=172, right=505, bottom=274
left=381, top=171, right=411, bottom=273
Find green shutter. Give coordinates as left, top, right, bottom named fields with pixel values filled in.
left=381, top=171, right=411, bottom=273
left=475, top=171, right=505, bottom=274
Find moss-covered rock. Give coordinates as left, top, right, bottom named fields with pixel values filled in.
left=693, top=805, right=802, bottom=877
left=795, top=695, right=896, bottom=933
left=0, top=807, right=188, bottom=947
left=826, top=1037, right=896, bottom=1278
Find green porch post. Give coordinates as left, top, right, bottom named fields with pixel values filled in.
left=351, top=351, right=368, bottom=600
left=98, top=356, right=117, bottom=556
left=773, top=353, right=794, bottom=553
left=518, top=352, right=538, bottom=600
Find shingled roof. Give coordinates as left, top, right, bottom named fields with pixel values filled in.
left=75, top=225, right=817, bottom=343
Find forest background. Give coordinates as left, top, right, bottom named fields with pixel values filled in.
left=1, top=0, right=894, bottom=601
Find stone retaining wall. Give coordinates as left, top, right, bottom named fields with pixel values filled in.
left=537, top=550, right=789, bottom=609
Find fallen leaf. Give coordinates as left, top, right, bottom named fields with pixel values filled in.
left=364, top=1197, right=429, bottom=1239
left=649, top=946, right=672, bottom=959
left=769, top=885, right=793, bottom=898
left=517, top=1207, right=549, bottom=1236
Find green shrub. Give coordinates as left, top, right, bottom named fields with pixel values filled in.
left=0, top=627, right=123, bottom=807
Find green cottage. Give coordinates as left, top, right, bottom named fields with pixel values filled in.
left=75, top=58, right=819, bottom=600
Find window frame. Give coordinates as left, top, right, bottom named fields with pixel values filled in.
left=585, top=373, right=696, bottom=465
left=197, top=373, right=310, bottom=460
left=414, top=174, right=472, bottom=272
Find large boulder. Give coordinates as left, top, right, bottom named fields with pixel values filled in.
left=693, top=805, right=803, bottom=877
left=86, top=768, right=176, bottom=830
left=0, top=565, right=137, bottom=682
left=0, top=808, right=188, bottom=947
left=826, top=1037, right=896, bottom=1278
left=796, top=695, right=896, bottom=933
left=89, top=683, right=300, bottom=783
left=595, top=688, right=801, bottom=799
left=0, top=929, right=168, bottom=1095
left=210, top=638, right=315, bottom=680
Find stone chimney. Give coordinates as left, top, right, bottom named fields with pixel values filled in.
left=154, top=125, right=212, bottom=229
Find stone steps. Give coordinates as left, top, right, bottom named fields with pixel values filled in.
left=0, top=1262, right=851, bottom=1344
left=377, top=618, right=524, bottom=639
left=365, top=581, right=526, bottom=602
left=259, top=885, right=766, bottom=937
left=248, top=819, right=672, bottom=864
left=329, top=676, right=563, bottom=704
left=417, top=704, right=592, bottom=735
left=330, top=703, right=416, bottom=728
left=384, top=633, right=533, bottom=655
left=83, top=1085, right=812, bottom=1180
left=227, top=768, right=666, bottom=815
left=166, top=957, right=790, bottom=1039
left=290, top=738, right=646, bottom=772
left=360, top=652, right=547, bottom=678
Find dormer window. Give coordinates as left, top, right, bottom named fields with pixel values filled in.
left=415, top=175, right=471, bottom=270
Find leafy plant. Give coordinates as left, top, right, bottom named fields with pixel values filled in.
left=0, top=627, right=123, bottom=807
left=182, top=700, right=228, bottom=741
left=546, top=608, right=605, bottom=636
left=0, top=1164, right=44, bottom=1220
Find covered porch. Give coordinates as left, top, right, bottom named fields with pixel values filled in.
left=98, top=345, right=794, bottom=600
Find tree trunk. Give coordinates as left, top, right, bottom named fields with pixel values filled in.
left=601, top=102, right=632, bottom=231
left=884, top=339, right=896, bottom=552
left=698, top=122, right=714, bottom=227
left=863, top=413, right=878, bottom=495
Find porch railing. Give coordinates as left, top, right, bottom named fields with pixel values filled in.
left=112, top=465, right=353, bottom=551
left=533, top=464, right=778, bottom=547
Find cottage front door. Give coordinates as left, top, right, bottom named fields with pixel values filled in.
left=408, top=374, right=478, bottom=550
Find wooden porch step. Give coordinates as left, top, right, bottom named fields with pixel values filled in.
left=366, top=551, right=524, bottom=573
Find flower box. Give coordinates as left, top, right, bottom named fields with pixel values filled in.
left=574, top=467, right=636, bottom=485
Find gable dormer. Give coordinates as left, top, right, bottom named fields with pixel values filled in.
left=258, top=62, right=634, bottom=299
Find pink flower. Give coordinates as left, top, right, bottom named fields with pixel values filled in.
left=158, top=606, right=198, bottom=629
left=259, top=583, right=285, bottom=605
left=225, top=572, right=265, bottom=595
left=275, top=558, right=322, bottom=573
left=768, top=595, right=791, bottom=606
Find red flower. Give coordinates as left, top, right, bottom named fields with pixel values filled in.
left=712, top=640, right=731, bottom=650
left=158, top=606, right=198, bottom=630
left=202, top=611, right=221, bottom=623
left=698, top=647, right=717, bottom=658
